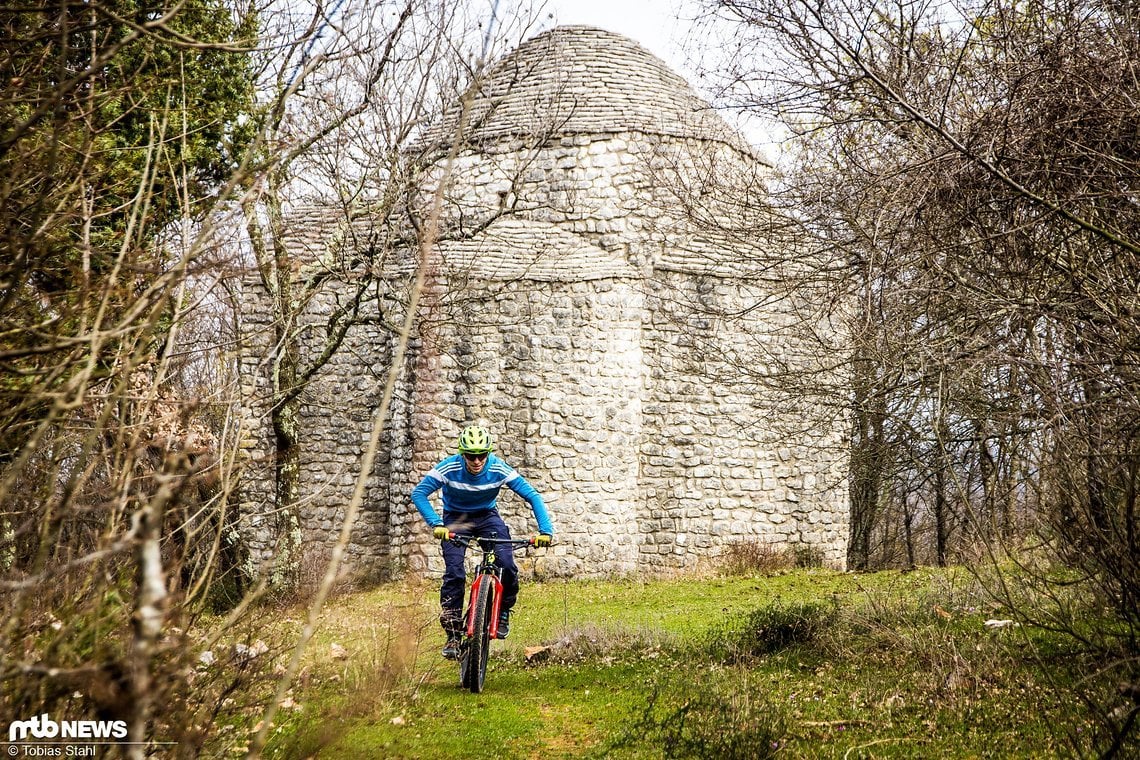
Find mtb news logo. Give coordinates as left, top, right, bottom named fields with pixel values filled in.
left=8, top=714, right=127, bottom=742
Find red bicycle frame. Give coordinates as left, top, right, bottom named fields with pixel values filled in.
left=466, top=573, right=505, bottom=639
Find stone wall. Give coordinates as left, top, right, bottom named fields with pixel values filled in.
left=235, top=278, right=401, bottom=579
left=238, top=275, right=849, bottom=581
left=388, top=276, right=647, bottom=579
left=235, top=280, right=277, bottom=573
left=639, top=274, right=849, bottom=570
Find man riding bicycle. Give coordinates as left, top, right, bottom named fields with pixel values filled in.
left=411, top=424, right=554, bottom=659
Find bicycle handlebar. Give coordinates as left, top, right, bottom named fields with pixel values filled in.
left=446, top=533, right=550, bottom=548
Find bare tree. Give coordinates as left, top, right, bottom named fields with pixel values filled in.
left=693, top=0, right=1139, bottom=750
left=0, top=1, right=268, bottom=754
left=0, top=0, right=545, bottom=754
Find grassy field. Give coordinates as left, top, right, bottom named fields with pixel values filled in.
left=212, top=564, right=1120, bottom=759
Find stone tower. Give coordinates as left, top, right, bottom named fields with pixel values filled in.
left=237, top=27, right=850, bottom=582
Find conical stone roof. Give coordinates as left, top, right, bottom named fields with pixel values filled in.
left=422, top=25, right=752, bottom=155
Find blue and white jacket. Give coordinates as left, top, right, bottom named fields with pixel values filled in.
left=411, top=453, right=555, bottom=535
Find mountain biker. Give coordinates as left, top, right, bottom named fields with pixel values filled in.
left=411, top=424, right=554, bottom=659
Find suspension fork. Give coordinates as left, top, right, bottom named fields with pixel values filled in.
left=465, top=570, right=505, bottom=637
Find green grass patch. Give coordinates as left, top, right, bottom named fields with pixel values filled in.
left=226, top=567, right=1131, bottom=759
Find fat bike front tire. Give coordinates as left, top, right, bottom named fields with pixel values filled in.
left=464, top=577, right=496, bottom=693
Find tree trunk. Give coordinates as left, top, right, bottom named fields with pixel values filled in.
left=934, top=462, right=948, bottom=567
left=849, top=357, right=886, bottom=570
left=271, top=392, right=303, bottom=588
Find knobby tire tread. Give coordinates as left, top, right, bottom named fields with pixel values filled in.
left=468, top=575, right=495, bottom=693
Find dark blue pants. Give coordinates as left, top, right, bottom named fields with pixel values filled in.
left=439, top=510, right=519, bottom=634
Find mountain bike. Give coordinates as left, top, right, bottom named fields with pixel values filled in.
left=446, top=533, right=542, bottom=693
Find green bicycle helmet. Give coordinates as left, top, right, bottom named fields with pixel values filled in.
left=457, top=425, right=494, bottom=455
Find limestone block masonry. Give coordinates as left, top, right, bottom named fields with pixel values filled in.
left=237, top=26, right=851, bottom=583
